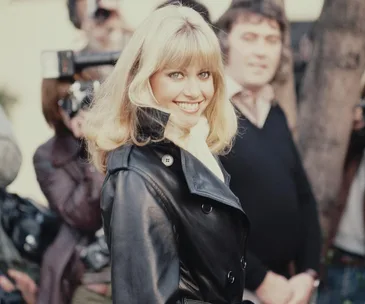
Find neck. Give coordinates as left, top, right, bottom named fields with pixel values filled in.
left=224, top=66, right=265, bottom=99
left=244, top=84, right=265, bottom=96
left=164, top=116, right=209, bottom=149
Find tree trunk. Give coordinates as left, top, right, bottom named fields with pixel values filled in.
left=270, top=0, right=298, bottom=135
left=297, top=0, right=365, bottom=233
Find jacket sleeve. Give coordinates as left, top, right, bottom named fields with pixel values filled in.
left=101, top=169, right=180, bottom=304
left=0, top=105, right=22, bottom=188
left=278, top=107, right=322, bottom=273
left=290, top=135, right=322, bottom=273
left=33, top=149, right=103, bottom=232
left=245, top=250, right=268, bottom=291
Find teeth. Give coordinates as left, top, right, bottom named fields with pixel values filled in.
left=177, top=102, right=199, bottom=112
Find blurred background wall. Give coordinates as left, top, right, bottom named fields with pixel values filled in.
left=0, top=0, right=324, bottom=204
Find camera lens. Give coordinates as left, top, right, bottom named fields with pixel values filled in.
left=94, top=8, right=112, bottom=24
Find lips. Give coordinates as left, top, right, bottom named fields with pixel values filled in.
left=249, top=63, right=267, bottom=69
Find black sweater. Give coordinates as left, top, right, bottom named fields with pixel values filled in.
left=221, top=105, right=321, bottom=291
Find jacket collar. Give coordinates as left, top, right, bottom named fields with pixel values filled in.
left=107, top=148, right=244, bottom=215
left=180, top=148, right=243, bottom=213
left=136, top=107, right=170, bottom=141
left=51, top=131, right=83, bottom=167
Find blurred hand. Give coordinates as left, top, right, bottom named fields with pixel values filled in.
left=287, top=273, right=314, bottom=304
left=0, top=275, right=15, bottom=292
left=256, top=271, right=293, bottom=304
left=353, top=106, right=365, bottom=131
left=0, top=270, right=37, bottom=304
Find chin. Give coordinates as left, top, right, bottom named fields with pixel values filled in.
left=245, top=79, right=271, bottom=90
left=176, top=113, right=202, bottom=129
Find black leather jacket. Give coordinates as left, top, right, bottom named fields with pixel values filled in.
left=101, top=109, right=250, bottom=304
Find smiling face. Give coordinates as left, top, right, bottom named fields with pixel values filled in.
left=225, top=12, right=282, bottom=91
left=150, top=62, right=214, bottom=126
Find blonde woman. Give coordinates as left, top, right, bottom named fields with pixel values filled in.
left=84, top=4, right=251, bottom=304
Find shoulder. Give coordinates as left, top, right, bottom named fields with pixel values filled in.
left=105, top=143, right=180, bottom=201
left=106, top=144, right=169, bottom=175
left=33, top=137, right=56, bottom=168
left=106, top=144, right=133, bottom=173
left=102, top=150, right=172, bottom=218
left=106, top=144, right=165, bottom=187
left=106, top=144, right=153, bottom=174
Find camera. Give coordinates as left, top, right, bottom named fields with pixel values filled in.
left=0, top=189, right=61, bottom=264
left=40, top=50, right=120, bottom=80
left=80, top=229, right=109, bottom=272
left=40, top=49, right=120, bottom=118
left=58, top=80, right=100, bottom=118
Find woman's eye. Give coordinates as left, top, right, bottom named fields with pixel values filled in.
left=169, top=72, right=183, bottom=79
left=199, top=71, right=211, bottom=79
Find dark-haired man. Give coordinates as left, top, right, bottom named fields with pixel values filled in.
left=216, top=1, right=321, bottom=303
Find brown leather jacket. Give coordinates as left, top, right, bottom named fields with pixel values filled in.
left=34, top=131, right=104, bottom=304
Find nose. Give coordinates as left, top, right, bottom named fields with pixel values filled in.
left=183, top=78, right=201, bottom=100
left=253, top=39, right=267, bottom=57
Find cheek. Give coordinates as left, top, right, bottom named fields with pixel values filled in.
left=201, top=80, right=215, bottom=100
left=150, top=77, right=163, bottom=100
left=150, top=77, right=182, bottom=104
left=269, top=46, right=282, bottom=66
left=229, top=43, right=250, bottom=63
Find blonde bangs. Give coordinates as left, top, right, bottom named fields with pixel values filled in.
left=156, top=24, right=221, bottom=73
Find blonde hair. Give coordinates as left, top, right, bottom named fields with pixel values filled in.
left=83, top=4, right=238, bottom=173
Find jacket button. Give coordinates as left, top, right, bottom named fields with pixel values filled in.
left=201, top=203, right=213, bottom=214
left=227, top=271, right=235, bottom=284
left=161, top=154, right=174, bottom=167
left=240, top=257, right=247, bottom=270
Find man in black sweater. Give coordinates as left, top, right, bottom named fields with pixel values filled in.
left=215, top=1, right=321, bottom=303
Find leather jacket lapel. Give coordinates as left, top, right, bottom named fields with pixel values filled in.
left=180, top=149, right=244, bottom=214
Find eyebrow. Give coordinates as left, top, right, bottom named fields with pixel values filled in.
left=163, top=67, right=210, bottom=72
left=241, top=31, right=281, bottom=37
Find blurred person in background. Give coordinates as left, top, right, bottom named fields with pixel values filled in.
left=0, top=79, right=107, bottom=304
left=318, top=79, right=365, bottom=304
left=67, top=0, right=132, bottom=80
left=0, top=105, right=22, bottom=189
left=0, top=0, right=132, bottom=303
left=156, top=0, right=212, bottom=25
left=215, top=0, right=321, bottom=303
left=0, top=104, right=24, bottom=300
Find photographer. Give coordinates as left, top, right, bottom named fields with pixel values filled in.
left=67, top=0, right=131, bottom=81
left=0, top=86, right=108, bottom=304
left=34, top=1, right=131, bottom=302
left=318, top=102, right=365, bottom=303
left=0, top=1, right=131, bottom=303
